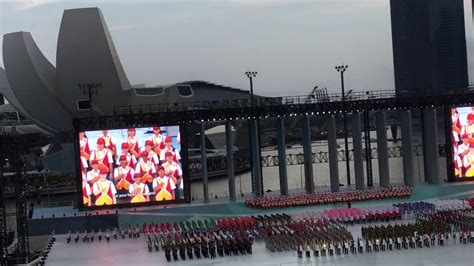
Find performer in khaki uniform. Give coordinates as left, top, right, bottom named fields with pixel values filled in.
left=129, top=173, right=150, bottom=203
left=93, top=168, right=117, bottom=206
left=114, top=155, right=134, bottom=193
left=90, top=137, right=114, bottom=174
left=153, top=166, right=176, bottom=201
left=127, top=128, right=141, bottom=158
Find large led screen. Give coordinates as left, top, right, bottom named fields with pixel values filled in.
left=78, top=126, right=184, bottom=208
left=451, top=106, right=474, bottom=179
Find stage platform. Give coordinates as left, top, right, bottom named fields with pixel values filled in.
left=46, top=220, right=474, bottom=266
left=28, top=181, right=474, bottom=236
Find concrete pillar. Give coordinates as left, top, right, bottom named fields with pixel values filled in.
left=352, top=113, right=365, bottom=190
left=301, top=116, right=315, bottom=193
left=422, top=108, right=439, bottom=184
left=376, top=111, right=390, bottom=188
left=200, top=123, right=209, bottom=202
left=327, top=115, right=339, bottom=192
left=276, top=118, right=288, bottom=196
left=225, top=120, right=236, bottom=201
left=401, top=110, right=415, bottom=186
left=249, top=119, right=263, bottom=196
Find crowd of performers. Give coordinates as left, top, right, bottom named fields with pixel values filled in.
left=61, top=202, right=473, bottom=262
left=361, top=221, right=452, bottom=250
left=143, top=222, right=253, bottom=262
left=79, top=127, right=183, bottom=207
left=65, top=225, right=142, bottom=244
left=245, top=186, right=412, bottom=209
left=263, top=218, right=354, bottom=257
left=417, top=210, right=474, bottom=241
left=452, top=107, right=474, bottom=178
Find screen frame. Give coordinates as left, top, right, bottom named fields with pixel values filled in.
left=446, top=105, right=474, bottom=182
left=75, top=123, right=191, bottom=211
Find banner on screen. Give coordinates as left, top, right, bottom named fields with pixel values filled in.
left=78, top=126, right=184, bottom=208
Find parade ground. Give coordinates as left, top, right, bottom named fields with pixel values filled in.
left=46, top=231, right=474, bottom=266
left=41, top=181, right=474, bottom=266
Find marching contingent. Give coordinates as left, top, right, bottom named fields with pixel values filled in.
left=62, top=198, right=474, bottom=263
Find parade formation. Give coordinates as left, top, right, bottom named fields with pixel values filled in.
left=245, top=186, right=413, bottom=209
left=58, top=197, right=474, bottom=263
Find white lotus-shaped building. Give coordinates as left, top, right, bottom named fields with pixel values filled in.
left=0, top=7, right=251, bottom=134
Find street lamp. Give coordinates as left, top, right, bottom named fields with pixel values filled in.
left=78, top=82, right=102, bottom=116
left=245, top=71, right=258, bottom=102
left=335, top=65, right=351, bottom=186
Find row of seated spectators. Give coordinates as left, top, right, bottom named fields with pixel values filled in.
left=245, top=186, right=412, bottom=209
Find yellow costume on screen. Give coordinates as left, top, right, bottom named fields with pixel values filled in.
left=155, top=179, right=172, bottom=201
left=116, top=178, right=130, bottom=191
left=116, top=168, right=130, bottom=190
left=95, top=182, right=113, bottom=206
left=139, top=161, right=153, bottom=183
left=465, top=153, right=474, bottom=177
left=131, top=184, right=147, bottom=203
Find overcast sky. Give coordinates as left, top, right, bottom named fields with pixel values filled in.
left=0, top=0, right=473, bottom=97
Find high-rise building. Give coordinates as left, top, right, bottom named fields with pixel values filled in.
left=390, top=0, right=469, bottom=93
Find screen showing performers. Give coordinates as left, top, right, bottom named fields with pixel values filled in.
left=451, top=106, right=474, bottom=179
left=78, top=125, right=184, bottom=208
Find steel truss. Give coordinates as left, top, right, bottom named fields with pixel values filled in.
left=0, top=134, right=40, bottom=264
left=75, top=89, right=474, bottom=130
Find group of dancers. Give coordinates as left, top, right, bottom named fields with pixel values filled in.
left=79, top=126, right=183, bottom=206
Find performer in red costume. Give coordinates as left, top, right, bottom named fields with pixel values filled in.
left=160, top=136, right=181, bottom=162
left=100, top=130, right=117, bottom=157
left=127, top=128, right=141, bottom=159
left=93, top=168, right=117, bottom=206
left=118, top=142, right=137, bottom=169
left=153, top=166, right=177, bottom=201
left=129, top=173, right=150, bottom=203
left=144, top=140, right=160, bottom=168
left=162, top=151, right=183, bottom=199
left=90, top=137, right=114, bottom=175
left=79, top=131, right=90, bottom=161
left=150, top=126, right=165, bottom=155
left=82, top=179, right=92, bottom=207
left=86, top=159, right=101, bottom=185
left=135, top=151, right=156, bottom=191
left=114, top=155, right=134, bottom=194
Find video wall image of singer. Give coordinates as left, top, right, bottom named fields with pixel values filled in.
left=78, top=126, right=184, bottom=208
left=451, top=106, right=474, bottom=178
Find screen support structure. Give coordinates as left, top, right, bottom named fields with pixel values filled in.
left=364, top=110, right=373, bottom=187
